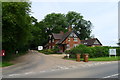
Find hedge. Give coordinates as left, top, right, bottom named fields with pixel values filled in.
left=65, top=44, right=120, bottom=58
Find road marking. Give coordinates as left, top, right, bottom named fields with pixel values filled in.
left=9, top=74, right=21, bottom=77
left=6, top=61, right=116, bottom=77
left=103, top=74, right=119, bottom=78
left=40, top=70, right=46, bottom=73
left=24, top=72, right=34, bottom=75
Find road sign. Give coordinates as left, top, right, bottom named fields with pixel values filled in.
left=109, top=49, right=116, bottom=58
left=38, top=46, right=43, bottom=50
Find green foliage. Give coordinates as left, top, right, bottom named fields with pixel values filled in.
left=2, top=2, right=32, bottom=61
left=0, top=62, right=13, bottom=67
left=43, top=13, right=68, bottom=34
left=67, top=56, right=120, bottom=61
left=39, top=45, right=61, bottom=54
left=52, top=45, right=60, bottom=53
left=65, top=45, right=120, bottom=58
left=66, top=11, right=93, bottom=40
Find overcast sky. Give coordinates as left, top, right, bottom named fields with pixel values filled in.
left=30, top=0, right=119, bottom=46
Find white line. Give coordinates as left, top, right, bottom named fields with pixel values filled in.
left=24, top=72, right=34, bottom=75
left=9, top=74, right=20, bottom=76
left=103, top=74, right=119, bottom=78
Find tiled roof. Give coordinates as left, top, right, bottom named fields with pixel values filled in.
left=52, top=31, right=80, bottom=44
left=81, top=38, right=102, bottom=46
left=57, top=31, right=72, bottom=44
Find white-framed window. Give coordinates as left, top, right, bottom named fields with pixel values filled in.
left=52, top=46, right=54, bottom=49
left=52, top=39, right=54, bottom=42
left=66, top=44, right=70, bottom=50
left=84, top=43, right=87, bottom=44
left=74, top=44, right=78, bottom=47
left=74, top=38, right=78, bottom=41
left=67, top=44, right=70, bottom=48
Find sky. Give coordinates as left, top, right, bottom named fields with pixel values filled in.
left=30, top=0, right=119, bottom=46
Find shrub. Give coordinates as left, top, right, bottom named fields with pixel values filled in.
left=52, top=45, right=60, bottom=53
left=39, top=49, right=54, bottom=54
left=116, top=48, right=120, bottom=56
left=67, top=44, right=120, bottom=58
left=69, top=44, right=90, bottom=58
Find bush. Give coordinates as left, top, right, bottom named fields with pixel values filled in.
left=52, top=45, right=60, bottom=53
left=39, top=49, right=54, bottom=54
left=65, top=44, right=120, bottom=58
left=116, top=48, right=120, bottom=56
left=39, top=45, right=62, bottom=54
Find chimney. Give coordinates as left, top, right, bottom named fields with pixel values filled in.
left=68, top=26, right=72, bottom=32
left=60, top=31, right=64, bottom=34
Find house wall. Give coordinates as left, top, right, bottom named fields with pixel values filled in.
left=63, top=37, right=81, bottom=50
left=49, top=39, right=60, bottom=49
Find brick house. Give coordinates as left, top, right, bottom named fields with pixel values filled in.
left=45, top=29, right=102, bottom=52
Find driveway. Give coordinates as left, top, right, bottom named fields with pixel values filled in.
left=2, top=50, right=118, bottom=78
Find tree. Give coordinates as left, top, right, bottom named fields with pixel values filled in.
left=29, top=17, right=46, bottom=49
left=2, top=2, right=32, bottom=60
left=43, top=13, right=68, bottom=34
left=66, top=11, right=93, bottom=40
left=66, top=11, right=83, bottom=26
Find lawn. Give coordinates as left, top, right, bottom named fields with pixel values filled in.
left=0, top=62, right=13, bottom=67
left=66, top=56, right=120, bottom=61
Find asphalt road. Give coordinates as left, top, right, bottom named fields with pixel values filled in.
left=2, top=50, right=119, bottom=79
left=10, top=61, right=118, bottom=78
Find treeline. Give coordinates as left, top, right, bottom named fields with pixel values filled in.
left=2, top=2, right=93, bottom=61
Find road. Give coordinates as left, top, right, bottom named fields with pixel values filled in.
left=1, top=50, right=119, bottom=79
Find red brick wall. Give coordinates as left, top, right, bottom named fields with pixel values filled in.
left=63, top=37, right=81, bottom=49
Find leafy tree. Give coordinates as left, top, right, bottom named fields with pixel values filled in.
left=29, top=17, right=47, bottom=49
left=2, top=2, right=32, bottom=60
left=66, top=11, right=93, bottom=40
left=43, top=13, right=68, bottom=34
left=66, top=11, right=83, bottom=26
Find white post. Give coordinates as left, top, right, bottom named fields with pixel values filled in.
left=67, top=54, right=70, bottom=58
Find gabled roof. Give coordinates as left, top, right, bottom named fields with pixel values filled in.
left=57, top=31, right=80, bottom=44
left=51, top=31, right=80, bottom=44
left=81, top=38, right=102, bottom=46
left=57, top=31, right=71, bottom=44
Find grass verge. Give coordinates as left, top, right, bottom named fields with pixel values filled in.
left=0, top=62, right=13, bottom=67
left=66, top=56, right=120, bottom=61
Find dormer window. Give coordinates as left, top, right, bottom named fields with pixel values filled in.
left=74, top=38, right=78, bottom=41
left=94, top=40, right=99, bottom=44
left=68, top=38, right=70, bottom=41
